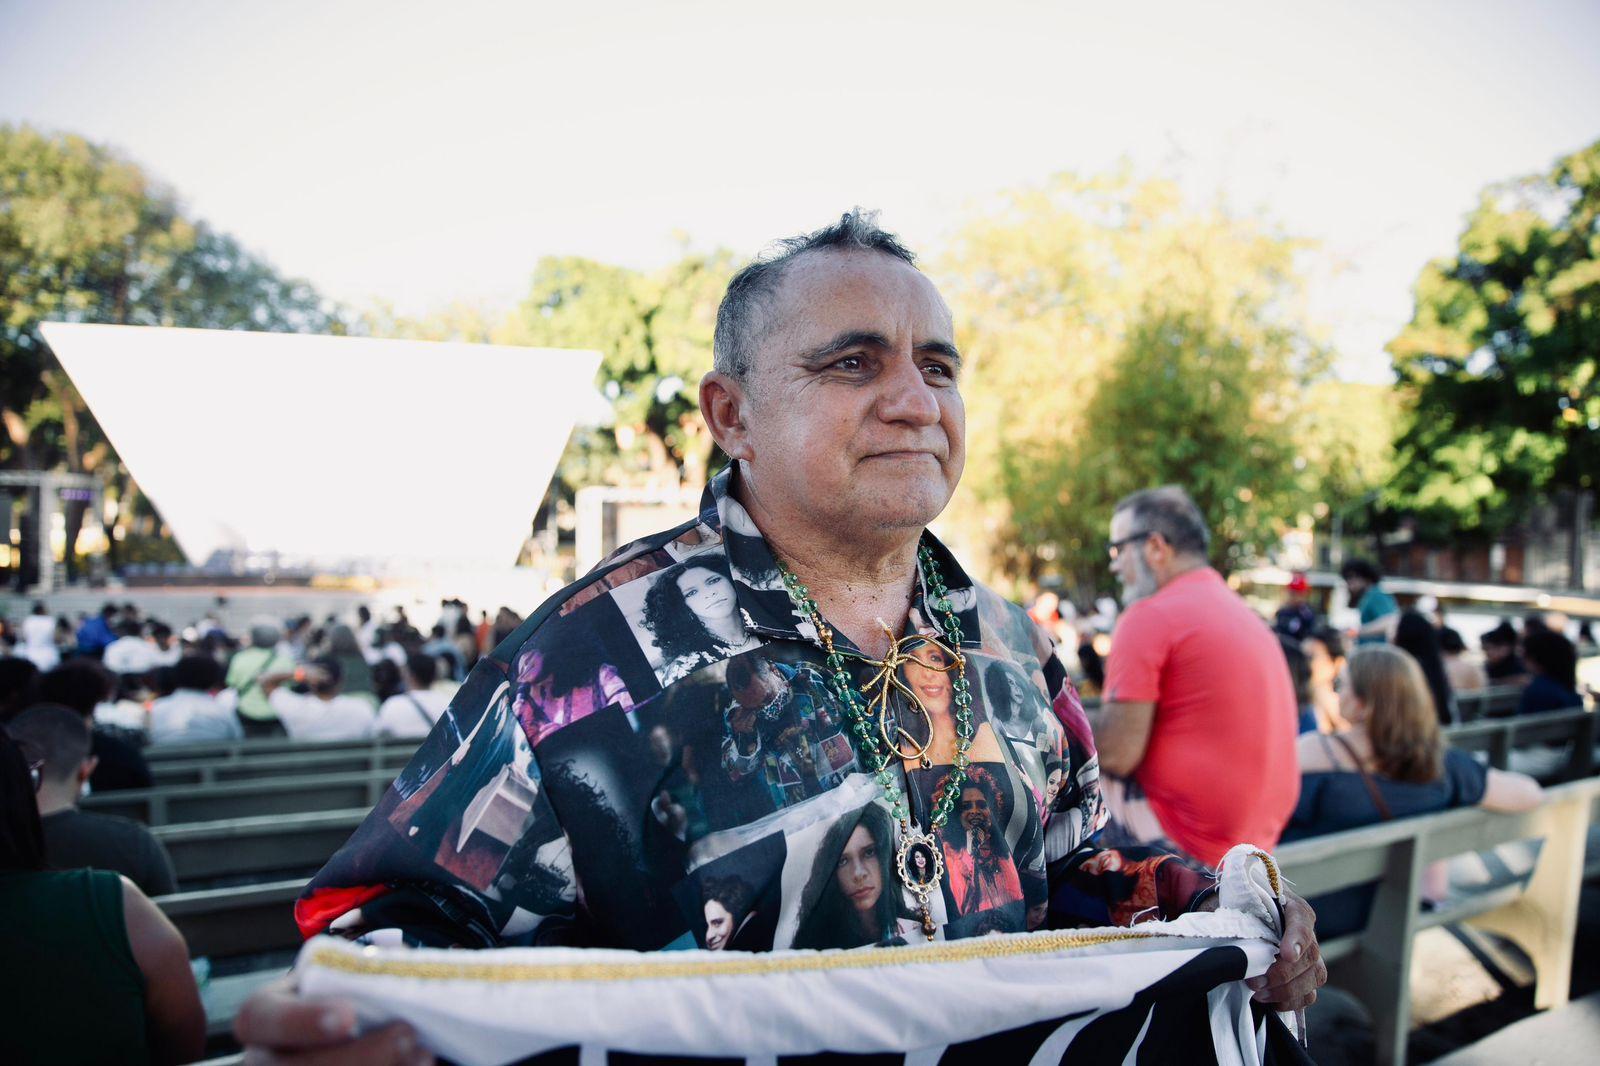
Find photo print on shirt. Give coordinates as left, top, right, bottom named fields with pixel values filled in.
left=612, top=551, right=763, bottom=688
left=671, top=830, right=786, bottom=952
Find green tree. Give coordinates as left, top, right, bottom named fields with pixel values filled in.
left=499, top=247, right=736, bottom=490
left=0, top=125, right=338, bottom=578
left=936, top=171, right=1332, bottom=598
left=1386, top=140, right=1599, bottom=540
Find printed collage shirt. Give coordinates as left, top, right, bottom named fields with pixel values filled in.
left=297, top=468, right=1213, bottom=952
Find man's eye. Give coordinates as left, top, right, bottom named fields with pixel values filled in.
left=922, top=361, right=954, bottom=379
left=832, top=355, right=865, bottom=371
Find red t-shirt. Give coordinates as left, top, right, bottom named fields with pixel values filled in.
left=1104, top=567, right=1299, bottom=865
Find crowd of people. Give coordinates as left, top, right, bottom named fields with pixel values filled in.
left=1028, top=488, right=1595, bottom=910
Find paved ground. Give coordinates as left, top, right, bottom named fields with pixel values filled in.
left=1304, top=878, right=1600, bottom=1064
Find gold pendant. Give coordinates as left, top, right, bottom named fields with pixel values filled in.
left=895, top=824, right=945, bottom=940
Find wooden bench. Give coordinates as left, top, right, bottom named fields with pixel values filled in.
left=1444, top=705, right=1595, bottom=780
left=144, top=735, right=414, bottom=764
left=150, top=745, right=414, bottom=787
left=1274, top=777, right=1600, bottom=1066
left=83, top=768, right=394, bottom=825
left=155, top=808, right=369, bottom=887
left=1454, top=685, right=1529, bottom=723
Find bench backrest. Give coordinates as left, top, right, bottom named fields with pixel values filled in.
left=157, top=877, right=309, bottom=959
left=83, top=768, right=395, bottom=825
left=150, top=745, right=414, bottom=786
left=1443, top=705, right=1594, bottom=779
left=154, top=808, right=369, bottom=886
left=144, top=735, right=415, bottom=764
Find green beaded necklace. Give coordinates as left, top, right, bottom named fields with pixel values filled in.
left=778, top=543, right=975, bottom=938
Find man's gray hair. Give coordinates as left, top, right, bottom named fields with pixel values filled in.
left=712, top=209, right=918, bottom=380
left=1113, top=486, right=1212, bottom=557
left=250, top=620, right=283, bottom=649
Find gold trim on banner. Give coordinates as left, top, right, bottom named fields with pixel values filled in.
left=307, top=927, right=1188, bottom=984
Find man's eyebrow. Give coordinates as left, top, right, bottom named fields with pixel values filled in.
left=915, top=340, right=962, bottom=366
left=795, top=331, right=963, bottom=367
left=796, top=330, right=891, bottom=366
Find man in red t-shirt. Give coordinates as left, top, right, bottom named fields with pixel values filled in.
left=1096, top=486, right=1299, bottom=866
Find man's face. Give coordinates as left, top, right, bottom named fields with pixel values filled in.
left=1344, top=574, right=1370, bottom=600
left=1109, top=509, right=1158, bottom=603
left=731, top=663, right=779, bottom=708
left=734, top=250, right=965, bottom=536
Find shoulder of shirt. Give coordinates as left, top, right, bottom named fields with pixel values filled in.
left=501, top=513, right=721, bottom=656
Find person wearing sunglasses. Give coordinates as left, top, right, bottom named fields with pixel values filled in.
left=1095, top=486, right=1300, bottom=869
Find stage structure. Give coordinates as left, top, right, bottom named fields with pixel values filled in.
left=40, top=324, right=601, bottom=589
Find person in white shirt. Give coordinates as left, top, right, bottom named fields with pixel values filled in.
left=376, top=653, right=452, bottom=740
left=103, top=621, right=159, bottom=676
left=259, top=657, right=376, bottom=742
left=20, top=602, right=60, bottom=672
left=149, top=655, right=244, bottom=745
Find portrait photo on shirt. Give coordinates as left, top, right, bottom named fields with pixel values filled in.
left=509, top=600, right=648, bottom=748
left=912, top=763, right=1030, bottom=933
left=672, top=830, right=785, bottom=952
left=536, top=699, right=692, bottom=949
left=789, top=800, right=917, bottom=950
left=892, top=639, right=1006, bottom=771
left=611, top=550, right=763, bottom=688
left=632, top=648, right=860, bottom=845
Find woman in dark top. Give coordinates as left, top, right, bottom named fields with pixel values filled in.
left=1284, top=644, right=1542, bottom=936
left=0, top=728, right=204, bottom=1065
left=1391, top=611, right=1456, bottom=725
left=1517, top=630, right=1582, bottom=716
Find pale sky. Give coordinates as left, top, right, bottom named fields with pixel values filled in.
left=3, top=0, right=1598, bottom=383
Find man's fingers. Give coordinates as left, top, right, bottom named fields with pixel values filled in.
left=241, top=1022, right=431, bottom=1066
left=234, top=979, right=357, bottom=1050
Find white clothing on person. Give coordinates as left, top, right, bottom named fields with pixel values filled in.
left=150, top=689, right=244, bottom=745
left=94, top=699, right=149, bottom=734
left=268, top=688, right=377, bottom=742
left=104, top=635, right=160, bottom=675
left=376, top=688, right=452, bottom=739
left=20, top=614, right=60, bottom=670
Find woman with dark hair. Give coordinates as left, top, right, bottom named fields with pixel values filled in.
left=982, top=660, right=1037, bottom=740
left=1303, top=626, right=1348, bottom=733
left=701, top=874, right=755, bottom=951
left=1278, top=635, right=1317, bottom=735
left=1438, top=627, right=1487, bottom=694
left=1518, top=630, right=1582, bottom=715
left=1392, top=611, right=1456, bottom=725
left=0, top=728, right=206, bottom=1063
left=511, top=637, right=633, bottom=747
left=793, top=803, right=905, bottom=950
left=642, top=559, right=759, bottom=683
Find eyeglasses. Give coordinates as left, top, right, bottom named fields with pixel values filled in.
left=1106, top=531, right=1152, bottom=561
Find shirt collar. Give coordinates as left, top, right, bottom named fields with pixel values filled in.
left=700, top=465, right=981, bottom=649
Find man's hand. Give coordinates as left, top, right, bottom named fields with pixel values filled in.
left=1246, top=890, right=1326, bottom=1011
left=235, top=976, right=432, bottom=1065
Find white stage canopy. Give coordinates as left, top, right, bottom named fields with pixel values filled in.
left=40, top=323, right=601, bottom=570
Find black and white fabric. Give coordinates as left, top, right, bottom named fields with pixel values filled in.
left=296, top=846, right=1311, bottom=1065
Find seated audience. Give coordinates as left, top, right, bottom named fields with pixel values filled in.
left=0, top=727, right=204, bottom=1065
left=149, top=655, right=243, bottom=745
left=7, top=705, right=177, bottom=897
left=1392, top=610, right=1456, bottom=725
left=19, top=601, right=59, bottom=671
left=1517, top=629, right=1582, bottom=715
left=377, top=652, right=452, bottom=739
left=260, top=658, right=376, bottom=741
left=1303, top=626, right=1349, bottom=734
left=1278, top=635, right=1318, bottom=735
left=37, top=660, right=152, bottom=792
left=103, top=620, right=159, bottom=676
left=1438, top=627, right=1487, bottom=694
left=326, top=623, right=378, bottom=705
left=1273, top=572, right=1318, bottom=641
left=1481, top=621, right=1529, bottom=686
left=227, top=621, right=297, bottom=738
left=1285, top=643, right=1542, bottom=935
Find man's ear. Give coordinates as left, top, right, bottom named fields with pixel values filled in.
left=699, top=371, right=755, bottom=462
left=78, top=755, right=99, bottom=785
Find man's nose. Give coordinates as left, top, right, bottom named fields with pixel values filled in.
left=874, top=355, right=941, bottom=427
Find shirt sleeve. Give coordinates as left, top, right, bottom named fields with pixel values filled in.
left=296, top=654, right=588, bottom=949
left=139, top=827, right=179, bottom=897
left=1102, top=602, right=1168, bottom=704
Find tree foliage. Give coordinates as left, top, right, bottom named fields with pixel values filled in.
left=498, top=248, right=736, bottom=489
left=937, top=171, right=1343, bottom=597
left=0, top=125, right=338, bottom=572
left=1386, top=140, right=1599, bottom=539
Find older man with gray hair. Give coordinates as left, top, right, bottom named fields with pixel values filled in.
left=1097, top=485, right=1300, bottom=866
left=237, top=213, right=1324, bottom=1063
